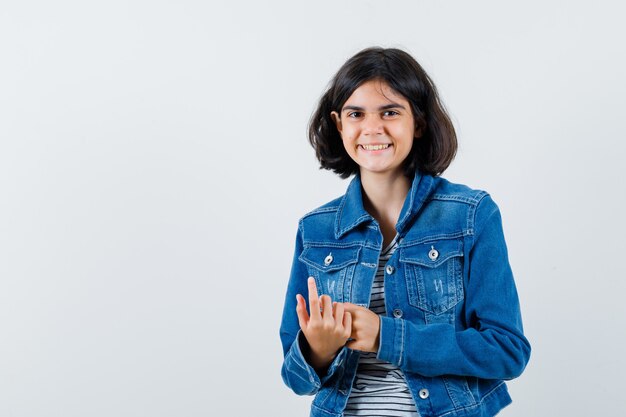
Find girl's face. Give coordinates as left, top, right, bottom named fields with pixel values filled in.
left=331, top=79, right=417, bottom=178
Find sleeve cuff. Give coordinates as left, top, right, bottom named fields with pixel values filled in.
left=377, top=315, right=405, bottom=367
left=291, top=330, right=348, bottom=385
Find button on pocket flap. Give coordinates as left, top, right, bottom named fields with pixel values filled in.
left=400, top=239, right=463, bottom=268
left=299, top=246, right=361, bottom=272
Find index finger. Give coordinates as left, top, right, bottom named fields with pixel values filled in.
left=307, top=277, right=321, bottom=320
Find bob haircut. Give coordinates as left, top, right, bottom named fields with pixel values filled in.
left=308, top=47, right=457, bottom=179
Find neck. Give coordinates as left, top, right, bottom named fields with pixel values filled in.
left=360, top=170, right=411, bottom=237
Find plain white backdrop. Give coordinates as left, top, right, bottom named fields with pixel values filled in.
left=1, top=1, right=625, bottom=416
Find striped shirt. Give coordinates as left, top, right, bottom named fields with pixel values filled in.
left=344, top=236, right=419, bottom=417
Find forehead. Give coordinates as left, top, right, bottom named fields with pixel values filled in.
left=342, top=79, right=408, bottom=108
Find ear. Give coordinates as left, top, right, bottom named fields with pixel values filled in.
left=414, top=126, right=422, bottom=139
left=331, top=111, right=343, bottom=135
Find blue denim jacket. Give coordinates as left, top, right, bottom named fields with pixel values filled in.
left=280, top=170, right=531, bottom=417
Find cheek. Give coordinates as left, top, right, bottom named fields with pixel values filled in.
left=395, top=124, right=417, bottom=143
left=342, top=139, right=356, bottom=155
left=340, top=129, right=358, bottom=147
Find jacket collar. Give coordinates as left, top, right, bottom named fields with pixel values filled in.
left=334, top=170, right=434, bottom=239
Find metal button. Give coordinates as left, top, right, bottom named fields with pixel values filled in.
left=428, top=246, right=439, bottom=261
left=324, top=254, right=333, bottom=266
left=392, top=308, right=403, bottom=318
left=419, top=388, right=430, bottom=399
left=385, top=265, right=395, bottom=275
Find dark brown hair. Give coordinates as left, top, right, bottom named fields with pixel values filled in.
left=308, top=47, right=457, bottom=178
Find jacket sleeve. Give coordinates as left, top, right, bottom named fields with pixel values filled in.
left=377, top=194, right=531, bottom=380
left=279, top=222, right=349, bottom=395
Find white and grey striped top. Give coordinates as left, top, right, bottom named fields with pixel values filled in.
left=344, top=236, right=419, bottom=417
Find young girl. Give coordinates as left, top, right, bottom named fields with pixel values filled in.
left=279, top=47, right=530, bottom=417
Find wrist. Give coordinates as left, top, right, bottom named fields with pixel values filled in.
left=309, top=350, right=336, bottom=374
left=298, top=333, right=337, bottom=373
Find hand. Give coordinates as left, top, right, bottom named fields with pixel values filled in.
left=295, top=277, right=352, bottom=371
left=342, top=302, right=381, bottom=353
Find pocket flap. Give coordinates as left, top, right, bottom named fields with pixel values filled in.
left=299, top=245, right=361, bottom=272
left=400, top=239, right=463, bottom=268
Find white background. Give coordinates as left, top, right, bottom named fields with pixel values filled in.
left=1, top=1, right=625, bottom=416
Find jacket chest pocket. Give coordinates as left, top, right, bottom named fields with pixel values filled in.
left=299, top=245, right=361, bottom=302
left=400, top=239, right=464, bottom=315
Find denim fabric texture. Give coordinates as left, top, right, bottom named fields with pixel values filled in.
left=279, top=170, right=531, bottom=417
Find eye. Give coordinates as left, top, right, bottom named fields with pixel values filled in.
left=383, top=110, right=399, bottom=117
left=347, top=111, right=363, bottom=118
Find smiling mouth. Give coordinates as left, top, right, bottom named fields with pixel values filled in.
left=359, top=144, right=391, bottom=151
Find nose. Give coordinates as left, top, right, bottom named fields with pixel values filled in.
left=363, top=114, right=383, bottom=135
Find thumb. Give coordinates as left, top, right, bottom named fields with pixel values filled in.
left=343, top=311, right=352, bottom=339
left=295, top=294, right=309, bottom=330
left=342, top=302, right=359, bottom=313
left=343, top=311, right=352, bottom=337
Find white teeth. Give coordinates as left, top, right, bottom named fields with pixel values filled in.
left=361, top=144, right=390, bottom=151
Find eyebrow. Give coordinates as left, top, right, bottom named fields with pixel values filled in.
left=342, top=103, right=406, bottom=112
